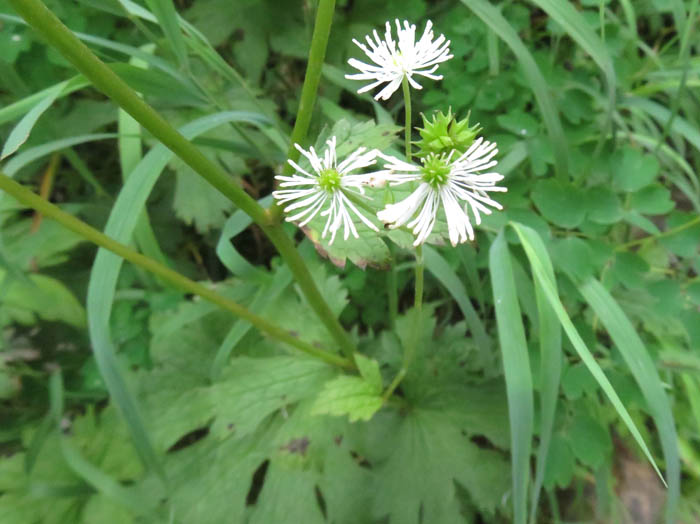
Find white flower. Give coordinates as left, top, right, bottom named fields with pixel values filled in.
left=345, top=19, right=453, bottom=101
left=273, top=137, right=380, bottom=245
left=377, top=138, right=506, bottom=246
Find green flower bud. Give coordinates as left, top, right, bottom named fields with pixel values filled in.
left=414, top=109, right=482, bottom=158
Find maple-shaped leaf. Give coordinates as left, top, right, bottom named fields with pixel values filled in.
left=367, top=409, right=510, bottom=522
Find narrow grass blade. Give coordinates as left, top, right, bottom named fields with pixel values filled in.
left=511, top=222, right=666, bottom=485
left=0, top=76, right=89, bottom=126
left=626, top=132, right=700, bottom=210
left=625, top=97, right=700, bottom=156
left=216, top=199, right=273, bottom=284
left=144, top=0, right=188, bottom=67
left=527, top=0, right=616, bottom=149
left=3, top=134, right=117, bottom=177
left=63, top=148, right=109, bottom=196
left=618, top=0, right=638, bottom=38
left=119, top=46, right=167, bottom=266
left=489, top=231, right=533, bottom=524
left=86, top=112, right=267, bottom=481
left=668, top=0, right=687, bottom=35
left=1, top=82, right=63, bottom=159
left=529, top=253, right=561, bottom=524
left=460, top=0, right=568, bottom=180
left=578, top=278, right=679, bottom=522
left=424, top=245, right=490, bottom=351
left=682, top=374, right=700, bottom=434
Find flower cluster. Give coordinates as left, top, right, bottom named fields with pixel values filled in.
left=274, top=19, right=506, bottom=248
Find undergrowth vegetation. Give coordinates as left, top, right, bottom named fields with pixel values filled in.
left=1, top=0, right=699, bottom=523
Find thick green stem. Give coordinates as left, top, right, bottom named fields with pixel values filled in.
left=286, top=0, right=335, bottom=169
left=0, top=173, right=353, bottom=370
left=9, top=0, right=356, bottom=358
left=269, top=0, right=336, bottom=222
left=402, top=76, right=412, bottom=162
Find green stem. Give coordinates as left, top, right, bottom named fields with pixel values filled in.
left=383, top=78, right=419, bottom=400
left=269, top=0, right=336, bottom=222
left=381, top=76, right=414, bottom=333
left=616, top=215, right=700, bottom=250
left=382, top=245, right=424, bottom=401
left=0, top=173, right=353, bottom=370
left=402, top=76, right=412, bottom=161
left=9, top=0, right=356, bottom=359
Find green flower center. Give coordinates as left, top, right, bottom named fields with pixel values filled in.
left=318, top=168, right=342, bottom=192
left=421, top=154, right=451, bottom=189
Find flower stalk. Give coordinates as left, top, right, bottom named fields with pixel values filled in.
left=0, top=173, right=354, bottom=370
left=8, top=0, right=357, bottom=359
left=403, top=76, right=412, bottom=161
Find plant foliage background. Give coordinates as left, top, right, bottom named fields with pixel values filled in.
left=0, top=0, right=699, bottom=522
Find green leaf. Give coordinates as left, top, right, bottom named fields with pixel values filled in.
left=623, top=210, right=661, bottom=235
left=1, top=82, right=63, bottom=160
left=530, top=234, right=562, bottom=523
left=0, top=269, right=85, bottom=328
left=301, top=219, right=390, bottom=270
left=543, top=434, right=575, bottom=489
left=630, top=184, right=675, bottom=215
left=511, top=222, right=666, bottom=486
left=212, top=357, right=335, bottom=437
left=172, top=157, right=235, bottom=233
left=159, top=431, right=267, bottom=524
left=568, top=412, right=612, bottom=468
left=578, top=278, right=679, bottom=517
left=423, top=245, right=491, bottom=352
left=532, top=178, right=586, bottom=228
left=659, top=212, right=700, bottom=258
left=528, top=0, right=616, bottom=142
left=0, top=75, right=89, bottom=127
left=551, top=237, right=601, bottom=281
left=612, top=252, right=649, bottom=289
left=3, top=134, right=117, bottom=177
left=370, top=409, right=510, bottom=522
left=562, top=362, right=599, bottom=400
left=215, top=198, right=273, bottom=282
left=354, top=353, right=383, bottom=392
left=584, top=186, right=623, bottom=224
left=144, top=0, right=188, bottom=67
left=489, top=231, right=533, bottom=524
left=211, top=265, right=289, bottom=378
left=249, top=467, right=325, bottom=524
left=2, top=217, right=85, bottom=270
left=86, top=112, right=268, bottom=479
left=611, top=147, right=660, bottom=192
left=459, top=0, right=568, bottom=179
left=687, top=282, right=700, bottom=306
left=496, top=109, right=540, bottom=138
left=312, top=375, right=383, bottom=423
